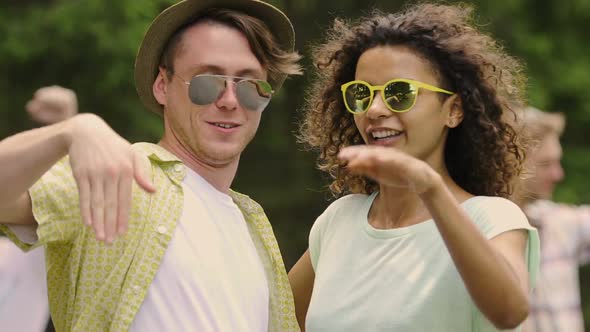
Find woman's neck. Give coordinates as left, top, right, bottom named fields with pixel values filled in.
left=369, top=168, right=470, bottom=229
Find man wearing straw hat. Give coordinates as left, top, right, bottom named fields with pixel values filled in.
left=0, top=0, right=302, bottom=331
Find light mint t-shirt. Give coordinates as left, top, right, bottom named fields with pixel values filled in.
left=307, top=193, right=540, bottom=332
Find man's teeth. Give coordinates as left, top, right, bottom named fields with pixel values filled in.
left=214, top=123, right=236, bottom=129
left=371, top=130, right=401, bottom=139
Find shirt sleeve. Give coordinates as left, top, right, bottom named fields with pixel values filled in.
left=309, top=208, right=328, bottom=272
left=309, top=194, right=367, bottom=272
left=466, top=197, right=540, bottom=289
left=309, top=197, right=347, bottom=272
left=0, top=157, right=82, bottom=251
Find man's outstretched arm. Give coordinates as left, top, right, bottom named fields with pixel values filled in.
left=0, top=85, right=78, bottom=226
left=0, top=114, right=155, bottom=243
left=0, top=119, right=68, bottom=226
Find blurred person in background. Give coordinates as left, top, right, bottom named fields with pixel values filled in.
left=0, top=85, right=76, bottom=332
left=516, top=106, right=590, bottom=332
left=26, top=86, right=78, bottom=127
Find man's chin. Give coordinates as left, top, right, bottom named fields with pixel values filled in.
left=202, top=147, right=242, bottom=166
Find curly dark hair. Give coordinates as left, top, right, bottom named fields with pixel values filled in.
left=298, top=3, right=527, bottom=198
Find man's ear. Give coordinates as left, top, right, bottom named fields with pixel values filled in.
left=153, top=67, right=169, bottom=108
left=445, top=94, right=464, bottom=128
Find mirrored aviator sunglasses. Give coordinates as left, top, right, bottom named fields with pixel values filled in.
left=186, top=74, right=274, bottom=112
left=340, top=79, right=454, bottom=114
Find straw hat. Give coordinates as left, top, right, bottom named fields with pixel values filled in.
left=134, top=0, right=295, bottom=115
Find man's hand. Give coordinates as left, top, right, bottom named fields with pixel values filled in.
left=66, top=114, right=156, bottom=244
left=26, top=86, right=78, bottom=125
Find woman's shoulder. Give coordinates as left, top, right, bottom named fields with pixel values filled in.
left=312, top=193, right=373, bottom=230
left=323, top=193, right=374, bottom=217
left=331, top=193, right=372, bottom=206
left=463, top=196, right=532, bottom=238
left=462, top=195, right=521, bottom=213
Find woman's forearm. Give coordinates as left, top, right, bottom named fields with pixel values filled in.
left=420, top=178, right=529, bottom=329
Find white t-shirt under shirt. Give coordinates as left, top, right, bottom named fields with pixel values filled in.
left=131, top=166, right=269, bottom=332
left=306, top=193, right=540, bottom=332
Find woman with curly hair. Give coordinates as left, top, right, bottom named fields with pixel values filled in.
left=288, top=3, right=539, bottom=331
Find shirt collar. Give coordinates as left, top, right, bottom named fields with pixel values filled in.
left=132, top=142, right=261, bottom=217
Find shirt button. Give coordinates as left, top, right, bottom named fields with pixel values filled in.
left=173, top=164, right=183, bottom=172
left=156, top=225, right=167, bottom=234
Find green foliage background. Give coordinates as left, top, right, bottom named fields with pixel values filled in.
left=1, top=0, right=590, bottom=326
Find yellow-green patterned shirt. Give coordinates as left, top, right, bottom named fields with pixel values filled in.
left=0, top=143, right=299, bottom=332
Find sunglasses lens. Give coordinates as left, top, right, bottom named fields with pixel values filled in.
left=188, top=75, right=225, bottom=105
left=384, top=81, right=417, bottom=112
left=236, top=79, right=273, bottom=112
left=344, top=82, right=372, bottom=113
left=188, top=75, right=272, bottom=111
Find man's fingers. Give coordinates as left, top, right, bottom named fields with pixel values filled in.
left=103, top=176, right=119, bottom=244
left=66, top=114, right=146, bottom=243
left=76, top=176, right=92, bottom=227
left=90, top=178, right=106, bottom=241
left=133, top=152, right=155, bottom=193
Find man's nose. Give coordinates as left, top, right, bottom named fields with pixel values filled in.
left=215, top=81, right=239, bottom=111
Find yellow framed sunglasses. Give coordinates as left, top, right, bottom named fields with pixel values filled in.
left=341, top=78, right=454, bottom=114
